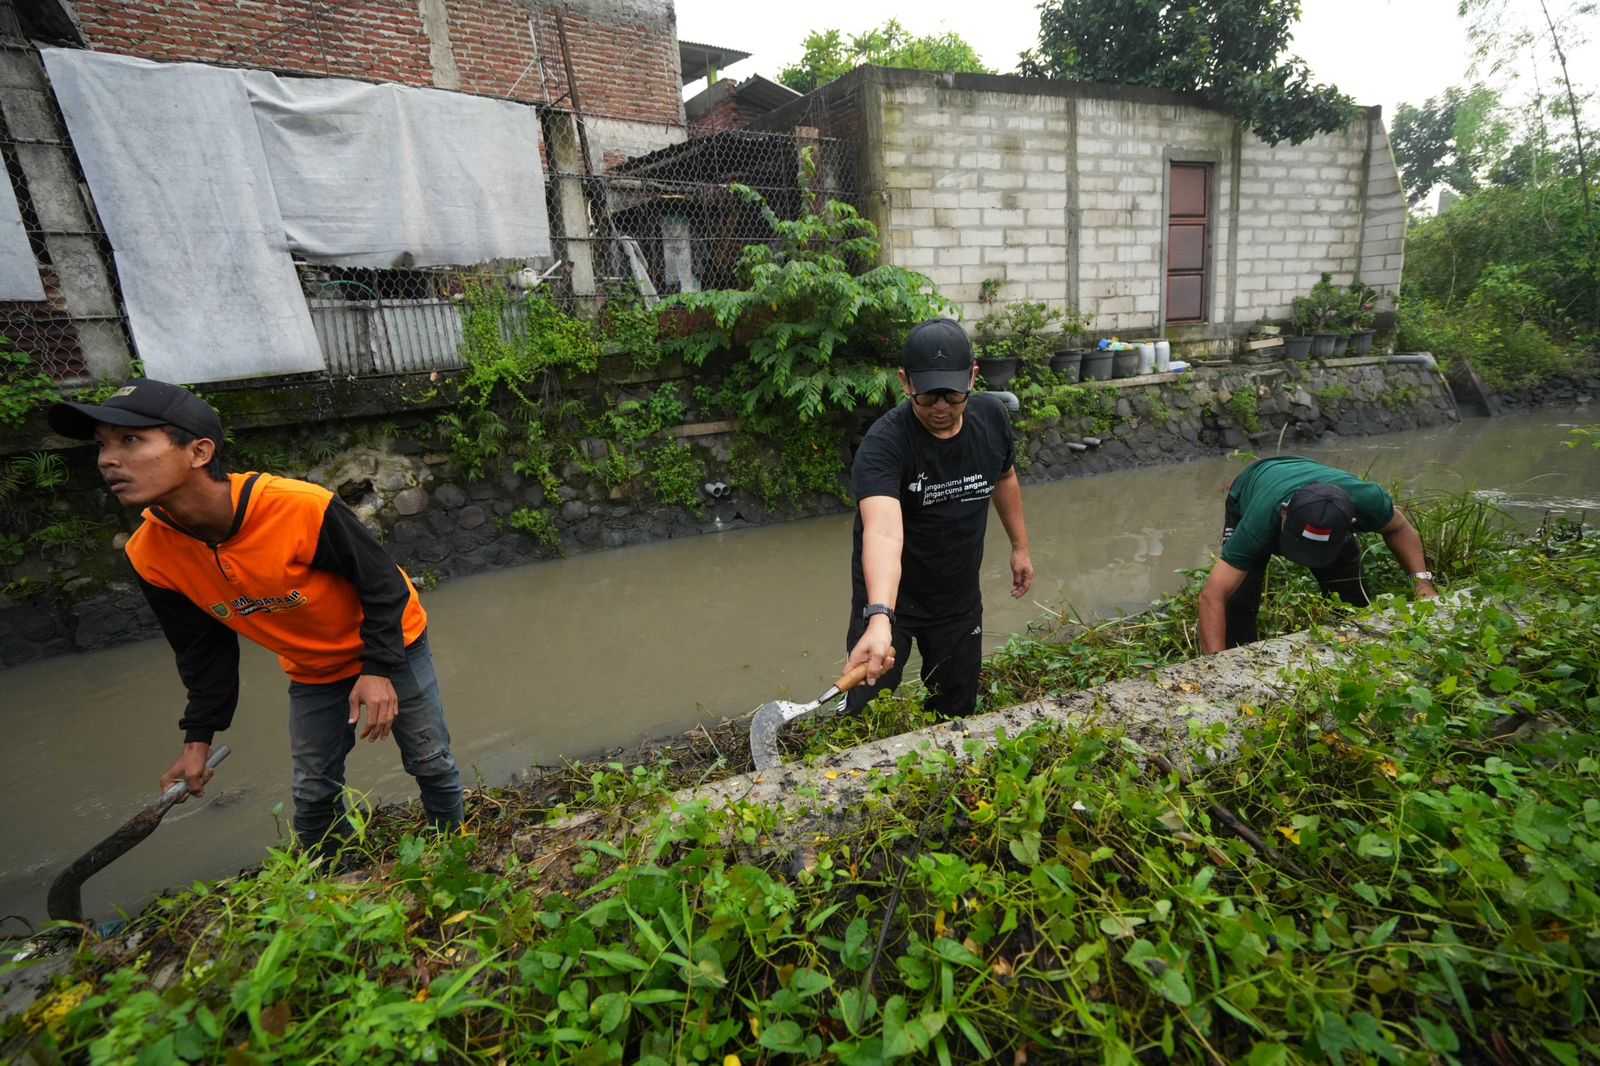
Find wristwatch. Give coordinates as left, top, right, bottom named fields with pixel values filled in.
left=862, top=603, right=895, bottom=625
left=1410, top=571, right=1434, bottom=582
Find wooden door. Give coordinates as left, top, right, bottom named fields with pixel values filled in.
left=1166, top=164, right=1209, bottom=323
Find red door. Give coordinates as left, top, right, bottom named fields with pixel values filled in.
left=1166, top=164, right=1209, bottom=323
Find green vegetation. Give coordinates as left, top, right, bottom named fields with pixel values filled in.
left=777, top=20, right=990, bottom=94
left=660, top=177, right=948, bottom=423
left=1012, top=371, right=1117, bottom=434
left=643, top=441, right=706, bottom=512
left=14, top=496, right=1597, bottom=1064
left=1392, top=2, right=1595, bottom=392
left=1020, top=0, right=1356, bottom=146
left=0, top=344, right=60, bottom=429
left=1228, top=387, right=1261, bottom=433
left=728, top=424, right=850, bottom=511
left=503, top=507, right=561, bottom=552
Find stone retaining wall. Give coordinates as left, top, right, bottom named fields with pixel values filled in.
left=0, top=355, right=1463, bottom=669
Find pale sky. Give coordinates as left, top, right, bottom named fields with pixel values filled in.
left=678, top=0, right=1599, bottom=122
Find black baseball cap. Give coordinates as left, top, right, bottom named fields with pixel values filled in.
left=48, top=378, right=224, bottom=447
left=902, top=318, right=975, bottom=393
left=1279, top=483, right=1357, bottom=567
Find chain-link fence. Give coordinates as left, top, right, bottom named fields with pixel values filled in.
left=292, top=125, right=860, bottom=376
left=1, top=48, right=858, bottom=385
left=0, top=40, right=132, bottom=386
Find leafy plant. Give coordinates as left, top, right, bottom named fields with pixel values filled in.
left=503, top=506, right=560, bottom=551
left=660, top=176, right=950, bottom=422
left=728, top=424, right=849, bottom=509
left=1227, top=385, right=1260, bottom=432
left=974, top=300, right=1062, bottom=364
left=777, top=19, right=991, bottom=93
left=1291, top=272, right=1357, bottom=335
left=644, top=441, right=706, bottom=511
left=0, top=344, right=60, bottom=429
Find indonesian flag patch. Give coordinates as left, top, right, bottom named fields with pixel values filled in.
left=1301, top=525, right=1333, bottom=542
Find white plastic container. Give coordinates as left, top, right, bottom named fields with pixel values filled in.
left=1154, top=340, right=1171, bottom=371
left=1137, top=342, right=1156, bottom=375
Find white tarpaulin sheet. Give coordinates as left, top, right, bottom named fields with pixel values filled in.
left=242, top=72, right=551, bottom=269
left=42, top=48, right=323, bottom=383
left=42, top=49, right=552, bottom=384
left=0, top=163, right=43, bottom=301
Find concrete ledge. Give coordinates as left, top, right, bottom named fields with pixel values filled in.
left=661, top=597, right=1459, bottom=844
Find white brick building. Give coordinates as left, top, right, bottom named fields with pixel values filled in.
left=759, top=69, right=1405, bottom=352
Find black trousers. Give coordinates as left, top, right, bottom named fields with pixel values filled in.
left=1222, top=496, right=1369, bottom=648
left=843, top=605, right=984, bottom=717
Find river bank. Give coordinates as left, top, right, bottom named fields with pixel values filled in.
left=5, top=497, right=1597, bottom=1063
left=0, top=354, right=1477, bottom=670
left=3, top=408, right=1599, bottom=933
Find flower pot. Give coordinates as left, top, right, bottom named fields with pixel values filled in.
left=1082, top=350, right=1115, bottom=382
left=1311, top=333, right=1338, bottom=358
left=1349, top=329, right=1375, bottom=355
left=1049, top=349, right=1084, bottom=382
left=1285, top=336, right=1314, bottom=360
left=1331, top=334, right=1350, bottom=357
left=977, top=356, right=1019, bottom=389
left=1112, top=350, right=1141, bottom=379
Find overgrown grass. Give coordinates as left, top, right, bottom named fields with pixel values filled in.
left=9, top=502, right=1598, bottom=1066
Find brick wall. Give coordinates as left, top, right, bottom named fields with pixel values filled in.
left=73, top=0, right=683, bottom=131
left=862, top=70, right=1405, bottom=341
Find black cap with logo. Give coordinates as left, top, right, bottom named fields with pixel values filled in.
left=48, top=378, right=224, bottom=449
left=1279, top=483, right=1357, bottom=568
left=901, top=318, right=975, bottom=393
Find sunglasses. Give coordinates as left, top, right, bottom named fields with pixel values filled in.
left=912, top=389, right=970, bottom=407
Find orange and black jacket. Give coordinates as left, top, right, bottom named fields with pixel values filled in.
left=127, top=472, right=428, bottom=743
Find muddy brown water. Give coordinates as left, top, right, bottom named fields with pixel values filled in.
left=3, top=409, right=1597, bottom=928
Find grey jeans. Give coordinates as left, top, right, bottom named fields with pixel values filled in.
left=287, top=632, right=464, bottom=849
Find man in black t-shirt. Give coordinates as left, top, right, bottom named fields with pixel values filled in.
left=844, top=318, right=1034, bottom=717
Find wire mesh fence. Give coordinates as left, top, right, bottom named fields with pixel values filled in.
left=290, top=125, right=860, bottom=375
left=0, top=49, right=858, bottom=386
left=0, top=41, right=132, bottom=387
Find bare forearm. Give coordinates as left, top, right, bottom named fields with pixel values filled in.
left=862, top=529, right=902, bottom=607
left=1383, top=524, right=1427, bottom=575
left=993, top=473, right=1029, bottom=550
left=1198, top=593, right=1228, bottom=654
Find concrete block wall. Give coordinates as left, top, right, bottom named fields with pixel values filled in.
left=1233, top=122, right=1369, bottom=323
left=876, top=85, right=1073, bottom=318
left=1075, top=97, right=1234, bottom=334
left=1359, top=119, right=1406, bottom=311
left=861, top=70, right=1406, bottom=346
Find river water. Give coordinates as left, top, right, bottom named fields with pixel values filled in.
left=3, top=409, right=1597, bottom=928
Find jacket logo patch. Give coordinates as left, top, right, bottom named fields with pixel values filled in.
left=209, top=602, right=230, bottom=619
left=230, top=590, right=308, bottom=617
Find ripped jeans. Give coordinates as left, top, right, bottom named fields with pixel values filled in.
left=287, top=632, right=464, bottom=850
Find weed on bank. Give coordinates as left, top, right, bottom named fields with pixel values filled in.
left=7, top=508, right=1599, bottom=1065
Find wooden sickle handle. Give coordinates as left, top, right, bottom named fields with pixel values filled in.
left=834, top=662, right=872, bottom=693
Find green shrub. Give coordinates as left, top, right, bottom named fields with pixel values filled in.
left=644, top=440, right=706, bottom=511
left=503, top=506, right=559, bottom=550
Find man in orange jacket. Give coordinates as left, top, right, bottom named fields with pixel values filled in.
left=49, top=380, right=464, bottom=852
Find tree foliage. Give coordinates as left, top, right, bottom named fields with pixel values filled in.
left=1018, top=0, right=1356, bottom=146
left=777, top=19, right=990, bottom=94
left=1390, top=86, right=1510, bottom=205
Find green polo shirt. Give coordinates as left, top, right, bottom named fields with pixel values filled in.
left=1222, top=457, right=1395, bottom=570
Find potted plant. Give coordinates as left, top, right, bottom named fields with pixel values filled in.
left=973, top=282, right=1019, bottom=389
left=1049, top=310, right=1092, bottom=382
left=1291, top=273, right=1345, bottom=358
left=1347, top=282, right=1377, bottom=355
left=976, top=298, right=1060, bottom=390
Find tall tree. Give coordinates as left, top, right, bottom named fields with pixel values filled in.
left=1018, top=0, right=1355, bottom=145
left=777, top=20, right=991, bottom=94
left=1391, top=86, right=1509, bottom=205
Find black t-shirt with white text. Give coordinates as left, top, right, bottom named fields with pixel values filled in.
left=850, top=394, right=1015, bottom=623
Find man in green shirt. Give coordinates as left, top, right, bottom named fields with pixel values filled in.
left=1197, top=456, right=1438, bottom=653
